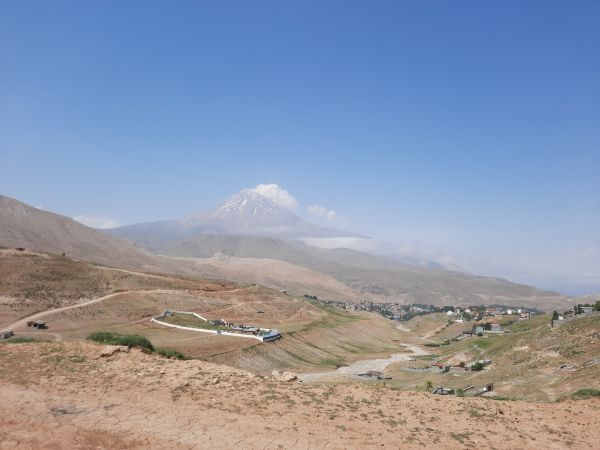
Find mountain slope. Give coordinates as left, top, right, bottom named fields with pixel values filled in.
left=0, top=195, right=189, bottom=274
left=0, top=195, right=359, bottom=301
left=110, top=231, right=575, bottom=310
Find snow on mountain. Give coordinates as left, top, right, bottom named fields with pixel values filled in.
left=109, top=189, right=360, bottom=239
left=178, top=189, right=360, bottom=238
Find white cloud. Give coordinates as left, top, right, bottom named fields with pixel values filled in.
left=251, top=183, right=298, bottom=209
left=73, top=214, right=120, bottom=229
left=307, top=204, right=337, bottom=221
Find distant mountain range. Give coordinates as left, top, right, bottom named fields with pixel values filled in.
left=0, top=192, right=578, bottom=310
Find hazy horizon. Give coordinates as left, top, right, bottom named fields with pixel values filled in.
left=1, top=1, right=599, bottom=296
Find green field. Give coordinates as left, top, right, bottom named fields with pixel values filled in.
left=161, top=313, right=230, bottom=331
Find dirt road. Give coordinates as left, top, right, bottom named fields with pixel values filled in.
left=0, top=289, right=187, bottom=334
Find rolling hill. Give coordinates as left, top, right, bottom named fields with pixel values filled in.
left=0, top=195, right=360, bottom=301
left=0, top=193, right=577, bottom=310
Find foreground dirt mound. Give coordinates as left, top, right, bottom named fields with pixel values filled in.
left=1, top=341, right=599, bottom=449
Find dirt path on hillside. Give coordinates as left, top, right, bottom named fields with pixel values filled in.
left=0, top=289, right=187, bottom=333
left=98, top=266, right=249, bottom=294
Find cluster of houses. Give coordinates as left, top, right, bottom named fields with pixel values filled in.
left=407, top=358, right=493, bottom=374
left=446, top=306, right=538, bottom=324
left=303, top=295, right=542, bottom=324
left=552, top=302, right=600, bottom=327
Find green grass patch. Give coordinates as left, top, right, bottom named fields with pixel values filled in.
left=487, top=395, right=518, bottom=401
left=303, top=299, right=360, bottom=330
left=320, top=357, right=347, bottom=368
left=154, top=347, right=188, bottom=360
left=424, top=342, right=447, bottom=347
left=88, top=331, right=193, bottom=360
left=571, top=388, right=600, bottom=400
left=87, top=332, right=154, bottom=351
left=162, top=313, right=230, bottom=331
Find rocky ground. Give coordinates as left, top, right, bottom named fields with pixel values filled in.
left=1, top=341, right=599, bottom=449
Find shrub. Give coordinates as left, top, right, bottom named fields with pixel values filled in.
left=154, top=348, right=187, bottom=360
left=471, top=362, right=484, bottom=371
left=571, top=388, right=600, bottom=400
left=87, top=332, right=154, bottom=351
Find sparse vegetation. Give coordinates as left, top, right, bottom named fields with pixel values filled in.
left=87, top=331, right=191, bottom=359
left=87, top=332, right=154, bottom=351
left=471, top=361, right=484, bottom=371
left=154, top=347, right=188, bottom=360
left=571, top=389, right=600, bottom=400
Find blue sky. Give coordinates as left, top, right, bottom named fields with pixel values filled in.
left=1, top=1, right=599, bottom=294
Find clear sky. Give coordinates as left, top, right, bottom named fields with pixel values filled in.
left=1, top=1, right=599, bottom=295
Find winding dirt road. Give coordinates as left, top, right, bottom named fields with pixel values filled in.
left=1, top=289, right=187, bottom=334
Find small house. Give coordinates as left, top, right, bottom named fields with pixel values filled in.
left=26, top=320, right=47, bottom=329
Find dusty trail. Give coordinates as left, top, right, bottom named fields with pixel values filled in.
left=1, top=289, right=188, bottom=333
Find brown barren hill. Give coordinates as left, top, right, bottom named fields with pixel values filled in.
left=0, top=195, right=361, bottom=302
left=0, top=194, right=182, bottom=272
left=0, top=340, right=599, bottom=449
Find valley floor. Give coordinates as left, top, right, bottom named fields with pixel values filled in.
left=1, top=341, right=599, bottom=449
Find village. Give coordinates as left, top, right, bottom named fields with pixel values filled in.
left=304, top=294, right=545, bottom=324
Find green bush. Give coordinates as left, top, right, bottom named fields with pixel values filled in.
left=571, top=388, right=600, bottom=400
left=154, top=347, right=187, bottom=360
left=87, top=332, right=154, bottom=351
left=471, top=362, right=484, bottom=371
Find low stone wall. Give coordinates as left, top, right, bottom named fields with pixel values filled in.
left=150, top=311, right=281, bottom=342
left=150, top=317, right=264, bottom=341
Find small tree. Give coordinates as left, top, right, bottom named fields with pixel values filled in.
left=552, top=310, right=559, bottom=321
left=425, top=379, right=433, bottom=391
left=594, top=301, right=600, bottom=312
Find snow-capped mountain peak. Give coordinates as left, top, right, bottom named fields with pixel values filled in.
left=180, top=189, right=359, bottom=238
